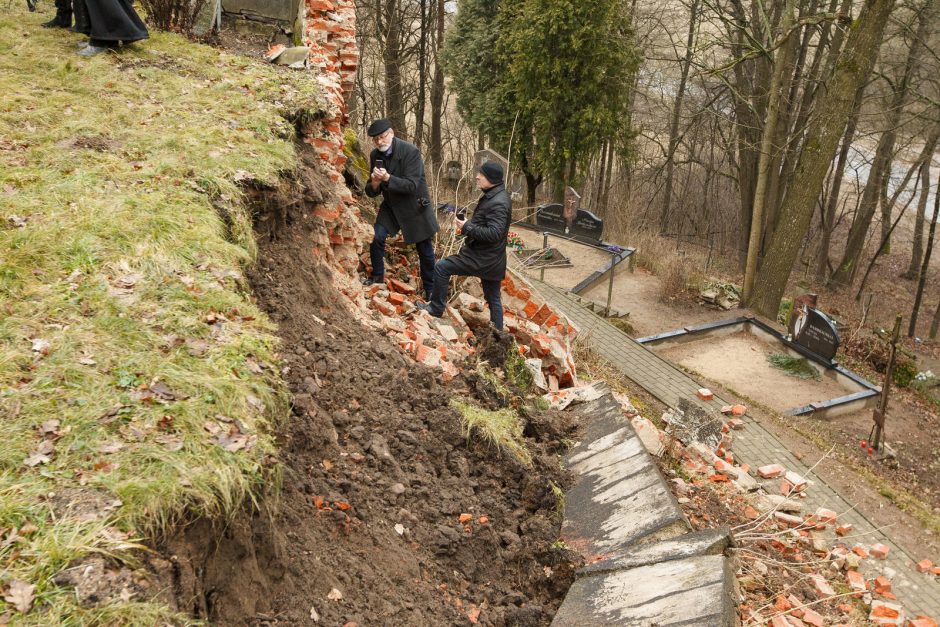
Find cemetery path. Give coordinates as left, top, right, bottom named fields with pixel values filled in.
left=527, top=277, right=940, bottom=621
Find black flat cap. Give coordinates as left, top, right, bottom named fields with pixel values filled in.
left=480, top=160, right=504, bottom=184
left=367, top=118, right=392, bottom=137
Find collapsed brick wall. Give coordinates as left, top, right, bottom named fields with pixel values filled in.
left=293, top=3, right=580, bottom=387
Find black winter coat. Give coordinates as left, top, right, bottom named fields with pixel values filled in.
left=365, top=137, right=439, bottom=244
left=78, top=0, right=148, bottom=42
left=454, top=183, right=512, bottom=281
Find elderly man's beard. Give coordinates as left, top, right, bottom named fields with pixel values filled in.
left=377, top=140, right=392, bottom=153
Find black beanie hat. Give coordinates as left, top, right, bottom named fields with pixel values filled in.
left=367, top=118, right=392, bottom=137
left=480, top=160, right=504, bottom=185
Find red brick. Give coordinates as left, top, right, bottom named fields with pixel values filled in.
left=907, top=618, right=939, bottom=627
left=870, top=600, right=901, bottom=619
left=696, top=388, right=713, bottom=400
left=371, top=296, right=395, bottom=317
left=915, top=559, right=933, bottom=573
left=522, top=300, right=539, bottom=318
left=415, top=343, right=441, bottom=368
left=770, top=617, right=790, bottom=627
left=802, top=608, right=824, bottom=627
left=744, top=506, right=759, bottom=520
left=774, top=595, right=792, bottom=611
left=836, top=523, right=853, bottom=536
left=815, top=508, right=837, bottom=524
left=932, top=566, right=940, bottom=576
left=758, top=464, right=786, bottom=478
left=870, top=543, right=891, bottom=559
left=874, top=575, right=892, bottom=594
left=387, top=292, right=405, bottom=306
left=852, top=544, right=869, bottom=558
left=780, top=479, right=794, bottom=495
left=846, top=569, right=866, bottom=592
left=775, top=512, right=803, bottom=527
left=387, top=278, right=416, bottom=295
left=731, top=404, right=747, bottom=416
left=314, top=203, right=342, bottom=221
left=811, top=574, right=835, bottom=598
left=531, top=303, right=552, bottom=326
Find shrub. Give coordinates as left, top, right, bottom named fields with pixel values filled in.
left=139, top=0, right=208, bottom=34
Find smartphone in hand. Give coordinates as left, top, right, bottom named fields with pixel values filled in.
left=375, top=159, right=384, bottom=169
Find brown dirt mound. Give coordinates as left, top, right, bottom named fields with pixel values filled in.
left=159, top=184, right=582, bottom=625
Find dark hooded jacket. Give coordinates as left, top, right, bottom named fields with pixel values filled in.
left=365, top=137, right=439, bottom=244
left=453, top=183, right=512, bottom=281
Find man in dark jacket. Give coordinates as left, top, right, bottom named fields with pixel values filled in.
left=70, top=0, right=148, bottom=56
left=364, top=119, right=439, bottom=296
left=417, top=161, right=511, bottom=330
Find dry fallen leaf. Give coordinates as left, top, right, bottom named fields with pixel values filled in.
left=98, top=441, right=124, bottom=454
left=3, top=580, right=34, bottom=613
left=148, top=381, right=178, bottom=401
left=245, top=358, right=263, bottom=374
left=36, top=440, right=54, bottom=456
left=327, top=588, right=343, bottom=601
left=39, top=420, right=60, bottom=436
left=30, top=338, right=50, bottom=355
left=322, top=459, right=333, bottom=471
left=155, top=434, right=183, bottom=452
left=23, top=453, right=50, bottom=467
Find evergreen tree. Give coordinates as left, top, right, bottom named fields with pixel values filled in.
left=508, top=0, right=639, bottom=198
left=442, top=0, right=639, bottom=201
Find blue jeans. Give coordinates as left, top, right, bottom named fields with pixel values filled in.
left=370, top=223, right=436, bottom=295
left=427, top=257, right=504, bottom=330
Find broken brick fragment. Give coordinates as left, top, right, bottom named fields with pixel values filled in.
left=914, top=559, right=933, bottom=573
left=758, top=463, right=785, bottom=478
left=802, top=608, right=825, bottom=627
left=869, top=600, right=901, bottom=620
left=870, top=542, right=891, bottom=559
left=846, top=569, right=866, bottom=593
left=835, top=523, right=853, bottom=536
left=522, top=300, right=539, bottom=318
left=387, top=278, right=416, bottom=295
left=696, top=388, right=713, bottom=400
left=387, top=292, right=405, bottom=306
left=873, top=576, right=892, bottom=594
left=814, top=507, right=837, bottom=524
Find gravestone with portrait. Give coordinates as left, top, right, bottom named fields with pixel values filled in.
left=787, top=293, right=840, bottom=363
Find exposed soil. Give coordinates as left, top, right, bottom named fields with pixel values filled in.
left=659, top=331, right=859, bottom=412
left=159, top=171, right=583, bottom=625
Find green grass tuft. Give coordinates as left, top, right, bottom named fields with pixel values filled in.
left=0, top=5, right=322, bottom=622
left=450, top=399, right=532, bottom=466
left=767, top=353, right=821, bottom=380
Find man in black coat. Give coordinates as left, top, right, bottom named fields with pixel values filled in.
left=417, top=161, right=511, bottom=330
left=364, top=119, right=439, bottom=296
left=74, top=0, right=148, bottom=56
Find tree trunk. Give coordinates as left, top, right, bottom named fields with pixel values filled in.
left=728, top=0, right=769, bottom=269
left=816, top=86, right=864, bottom=279
left=930, top=297, right=940, bottom=339
left=750, top=0, right=897, bottom=319
left=415, top=0, right=428, bottom=149
left=382, top=0, right=407, bottom=138
left=660, top=0, right=699, bottom=234
left=831, top=0, right=934, bottom=287
left=909, top=179, right=940, bottom=337
left=903, top=155, right=932, bottom=278
left=743, top=0, right=798, bottom=303
left=428, top=0, right=445, bottom=166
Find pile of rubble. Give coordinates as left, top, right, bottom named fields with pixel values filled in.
left=604, top=394, right=938, bottom=627
left=344, top=252, right=581, bottom=392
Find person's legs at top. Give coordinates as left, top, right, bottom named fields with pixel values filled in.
left=414, top=237, right=436, bottom=298
left=481, top=278, right=504, bottom=331
left=367, top=222, right=389, bottom=284
left=43, top=0, right=73, bottom=28
left=421, top=257, right=459, bottom=317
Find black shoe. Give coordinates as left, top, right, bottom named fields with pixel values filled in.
left=415, top=302, right=442, bottom=318
left=361, top=276, right=385, bottom=287
left=42, top=13, right=72, bottom=28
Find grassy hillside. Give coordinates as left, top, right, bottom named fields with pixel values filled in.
left=0, top=8, right=319, bottom=623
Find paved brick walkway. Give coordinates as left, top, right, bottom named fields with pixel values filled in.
left=528, top=277, right=940, bottom=620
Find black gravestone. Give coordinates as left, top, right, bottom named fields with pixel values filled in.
left=536, top=204, right=567, bottom=232
left=793, top=308, right=840, bottom=363
left=570, top=209, right=604, bottom=241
